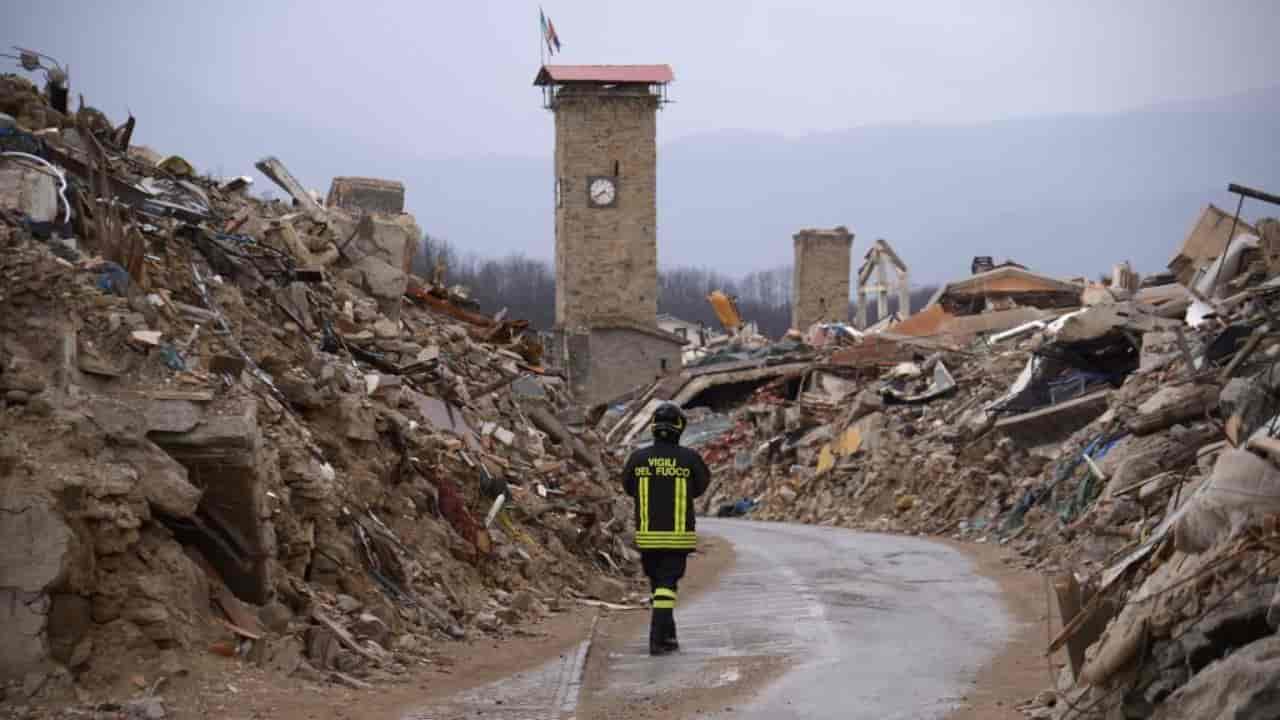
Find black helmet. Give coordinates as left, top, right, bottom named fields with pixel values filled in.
left=651, top=403, right=686, bottom=443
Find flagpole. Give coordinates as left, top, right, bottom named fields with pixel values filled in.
left=538, top=6, right=545, bottom=68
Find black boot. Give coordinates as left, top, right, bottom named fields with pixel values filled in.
left=649, top=609, right=674, bottom=656
left=664, top=613, right=679, bottom=651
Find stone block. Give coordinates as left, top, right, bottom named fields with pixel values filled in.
left=587, top=576, right=627, bottom=604
left=0, top=164, right=58, bottom=223
left=0, top=481, right=79, bottom=679
left=325, top=177, right=405, bottom=215
left=117, top=441, right=202, bottom=518
left=149, top=398, right=275, bottom=604
left=353, top=256, right=407, bottom=321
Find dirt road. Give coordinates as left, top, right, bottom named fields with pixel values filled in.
left=404, top=519, right=1033, bottom=720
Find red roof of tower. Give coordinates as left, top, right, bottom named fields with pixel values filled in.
left=534, top=65, right=674, bottom=85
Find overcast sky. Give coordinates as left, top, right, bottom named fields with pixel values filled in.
left=11, top=0, right=1280, bottom=158
left=8, top=1, right=1280, bottom=277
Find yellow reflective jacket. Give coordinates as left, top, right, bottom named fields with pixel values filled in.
left=622, top=440, right=711, bottom=550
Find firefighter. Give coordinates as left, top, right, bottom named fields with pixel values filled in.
left=622, top=403, right=710, bottom=656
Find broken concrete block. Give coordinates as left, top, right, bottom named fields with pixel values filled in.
left=0, top=483, right=78, bottom=679
left=0, top=163, right=58, bottom=223
left=124, top=696, right=167, bottom=719
left=89, top=397, right=149, bottom=444
left=353, top=256, right=407, bottom=320
left=1175, top=449, right=1280, bottom=553
left=1140, top=330, right=1182, bottom=373
left=277, top=374, right=327, bottom=409
left=372, top=317, right=400, bottom=340
left=1152, top=634, right=1280, bottom=720
left=352, top=613, right=389, bottom=646
left=149, top=398, right=275, bottom=604
left=267, top=635, right=306, bottom=675
left=587, top=576, right=627, bottom=604
left=337, top=395, right=378, bottom=442
left=259, top=601, right=294, bottom=634
left=129, top=330, right=163, bottom=347
left=137, top=399, right=204, bottom=434
left=117, top=441, right=202, bottom=518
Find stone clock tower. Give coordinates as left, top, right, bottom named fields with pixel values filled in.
left=535, top=65, right=684, bottom=405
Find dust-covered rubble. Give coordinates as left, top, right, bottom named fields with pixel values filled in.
left=600, top=207, right=1280, bottom=718
left=0, top=65, right=642, bottom=716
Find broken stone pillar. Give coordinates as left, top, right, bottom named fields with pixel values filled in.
left=149, top=397, right=277, bottom=604
left=792, top=226, right=853, bottom=331
left=1112, top=261, right=1140, bottom=293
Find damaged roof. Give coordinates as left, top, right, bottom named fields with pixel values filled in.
left=575, top=316, right=690, bottom=346
left=534, top=64, right=675, bottom=85
left=1168, top=204, right=1260, bottom=284
left=926, top=265, right=1081, bottom=306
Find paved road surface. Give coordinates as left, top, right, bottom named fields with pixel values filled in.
left=408, top=519, right=1011, bottom=720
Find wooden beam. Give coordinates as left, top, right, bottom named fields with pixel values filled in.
left=1126, top=385, right=1219, bottom=436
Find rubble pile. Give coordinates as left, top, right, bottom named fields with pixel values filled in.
left=605, top=208, right=1280, bottom=718
left=0, top=71, right=639, bottom=712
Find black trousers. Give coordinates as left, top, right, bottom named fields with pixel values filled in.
left=641, top=550, right=688, bottom=649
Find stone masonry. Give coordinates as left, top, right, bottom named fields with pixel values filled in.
left=326, top=177, right=406, bottom=215
left=553, top=86, right=659, bottom=329
left=550, top=323, right=684, bottom=406
left=792, top=226, right=854, bottom=330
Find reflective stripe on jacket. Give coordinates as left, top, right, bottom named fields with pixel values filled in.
left=622, top=441, right=711, bottom=550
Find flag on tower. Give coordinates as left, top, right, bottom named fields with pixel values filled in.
left=540, top=8, right=562, bottom=55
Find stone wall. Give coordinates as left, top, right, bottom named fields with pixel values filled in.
left=552, top=325, right=681, bottom=406
left=553, top=88, right=659, bottom=330
left=587, top=328, right=681, bottom=406
left=792, top=227, right=854, bottom=330
left=326, top=177, right=405, bottom=215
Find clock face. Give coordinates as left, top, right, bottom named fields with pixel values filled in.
left=588, top=177, right=617, bottom=207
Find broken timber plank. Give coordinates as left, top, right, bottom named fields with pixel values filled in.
left=404, top=286, right=517, bottom=330
left=1126, top=385, right=1219, bottom=436
left=218, top=616, right=263, bottom=641
left=1047, top=592, right=1105, bottom=655
left=143, top=389, right=215, bottom=402
left=311, top=608, right=382, bottom=665
left=527, top=405, right=601, bottom=470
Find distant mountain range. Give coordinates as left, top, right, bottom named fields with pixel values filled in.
left=402, top=85, right=1280, bottom=286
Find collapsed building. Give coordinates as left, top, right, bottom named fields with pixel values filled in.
left=5, top=42, right=1280, bottom=720
left=600, top=191, right=1280, bottom=719
left=0, top=66, right=644, bottom=712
